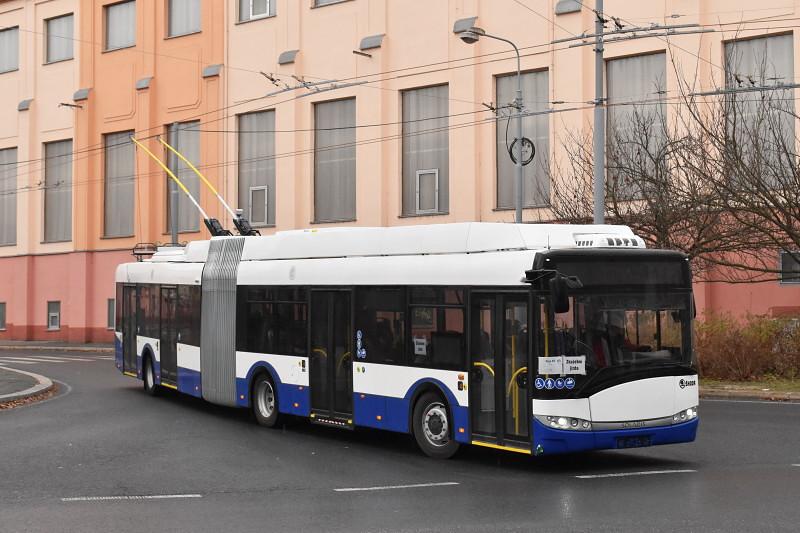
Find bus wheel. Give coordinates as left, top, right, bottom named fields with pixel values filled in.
left=413, top=392, right=459, bottom=459
left=143, top=356, right=158, bottom=396
left=252, top=374, right=279, bottom=428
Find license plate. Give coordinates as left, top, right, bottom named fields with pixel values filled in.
left=616, top=436, right=651, bottom=449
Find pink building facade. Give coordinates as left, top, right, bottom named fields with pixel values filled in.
left=2, top=0, right=800, bottom=342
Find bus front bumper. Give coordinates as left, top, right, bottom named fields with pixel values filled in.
left=532, top=417, right=699, bottom=455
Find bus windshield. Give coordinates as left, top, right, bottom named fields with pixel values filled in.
left=549, top=292, right=691, bottom=375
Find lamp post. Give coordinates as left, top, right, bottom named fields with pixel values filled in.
left=460, top=27, right=524, bottom=224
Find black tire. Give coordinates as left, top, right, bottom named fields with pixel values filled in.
left=143, top=355, right=159, bottom=396
left=252, top=373, right=280, bottom=428
left=413, top=391, right=460, bottom=459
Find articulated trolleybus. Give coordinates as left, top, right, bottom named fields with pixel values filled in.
left=114, top=223, right=698, bottom=458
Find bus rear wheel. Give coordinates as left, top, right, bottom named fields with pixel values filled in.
left=413, top=392, right=459, bottom=459
left=252, top=374, right=279, bottom=428
left=143, top=356, right=159, bottom=396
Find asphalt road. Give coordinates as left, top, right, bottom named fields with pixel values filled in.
left=1, top=350, right=799, bottom=533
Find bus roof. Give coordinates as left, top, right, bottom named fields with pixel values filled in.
left=150, top=222, right=643, bottom=264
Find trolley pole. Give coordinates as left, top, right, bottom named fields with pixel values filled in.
left=592, top=0, right=605, bottom=224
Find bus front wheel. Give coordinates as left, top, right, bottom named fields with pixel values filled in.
left=252, top=373, right=280, bottom=428
left=413, top=392, right=459, bottom=459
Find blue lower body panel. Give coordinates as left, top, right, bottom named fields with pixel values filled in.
left=234, top=374, right=311, bottom=417
left=532, top=418, right=699, bottom=455
left=178, top=367, right=202, bottom=398
left=114, top=337, right=123, bottom=371
left=352, top=391, right=470, bottom=444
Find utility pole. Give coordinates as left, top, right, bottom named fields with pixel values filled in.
left=592, top=0, right=605, bottom=225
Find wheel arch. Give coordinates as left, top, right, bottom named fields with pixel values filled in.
left=407, top=380, right=455, bottom=436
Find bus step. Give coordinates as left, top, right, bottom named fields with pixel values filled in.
left=309, top=413, right=353, bottom=429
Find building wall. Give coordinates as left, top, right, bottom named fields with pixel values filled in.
left=2, top=0, right=800, bottom=341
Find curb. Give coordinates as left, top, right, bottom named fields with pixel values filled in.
left=0, top=344, right=113, bottom=353
left=0, top=367, right=54, bottom=403
left=701, top=389, right=800, bottom=402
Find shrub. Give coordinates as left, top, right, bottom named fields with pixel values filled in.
left=694, top=313, right=800, bottom=381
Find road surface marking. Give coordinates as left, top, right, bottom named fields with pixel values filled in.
left=575, top=469, right=697, bottom=479
left=792, top=464, right=800, bottom=467
left=334, top=482, right=459, bottom=492
left=61, top=494, right=202, bottom=502
left=0, top=356, right=95, bottom=363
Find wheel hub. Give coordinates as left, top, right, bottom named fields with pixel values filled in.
left=423, top=403, right=449, bottom=447
left=257, top=381, right=275, bottom=418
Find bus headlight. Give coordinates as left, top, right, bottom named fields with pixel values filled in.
left=535, top=415, right=592, bottom=431
left=673, top=406, right=698, bottom=423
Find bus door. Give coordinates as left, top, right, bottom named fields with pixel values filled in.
left=122, top=285, right=137, bottom=373
left=159, top=286, right=178, bottom=386
left=309, top=290, right=353, bottom=423
left=470, top=293, right=530, bottom=447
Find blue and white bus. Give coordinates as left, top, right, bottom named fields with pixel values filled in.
left=114, top=223, right=698, bottom=458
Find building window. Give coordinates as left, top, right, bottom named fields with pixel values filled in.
left=47, top=301, right=61, bottom=331
left=104, top=132, right=135, bottom=237
left=44, top=140, right=73, bottom=243
left=238, top=111, right=275, bottom=226
left=724, top=34, right=794, bottom=183
left=105, top=1, right=136, bottom=51
left=780, top=251, right=800, bottom=284
left=0, top=147, right=17, bottom=246
left=166, top=122, right=201, bottom=233
left=402, top=85, right=449, bottom=215
left=239, top=0, right=274, bottom=21
left=168, top=0, right=201, bottom=37
left=606, top=52, right=667, bottom=197
left=496, top=70, right=550, bottom=208
left=314, top=0, right=347, bottom=6
left=0, top=302, right=6, bottom=331
left=45, top=14, right=74, bottom=63
left=314, top=98, right=356, bottom=223
left=0, top=26, right=19, bottom=73
left=107, top=298, right=116, bottom=330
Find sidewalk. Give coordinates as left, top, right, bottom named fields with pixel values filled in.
left=700, top=385, right=800, bottom=402
left=0, top=366, right=54, bottom=405
left=0, top=340, right=113, bottom=353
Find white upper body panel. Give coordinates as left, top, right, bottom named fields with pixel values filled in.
left=114, top=222, right=644, bottom=286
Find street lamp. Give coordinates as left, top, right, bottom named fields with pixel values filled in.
left=460, top=26, right=524, bottom=224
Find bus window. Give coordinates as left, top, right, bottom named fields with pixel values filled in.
left=410, top=307, right=464, bottom=370
left=355, top=287, right=406, bottom=364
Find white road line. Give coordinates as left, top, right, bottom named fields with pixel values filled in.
left=61, top=494, right=202, bottom=502
left=792, top=464, right=800, bottom=467
left=0, top=357, right=73, bottom=363
left=575, top=469, right=697, bottom=479
left=334, top=482, right=459, bottom=492
left=0, top=359, right=40, bottom=365
left=19, top=355, right=96, bottom=362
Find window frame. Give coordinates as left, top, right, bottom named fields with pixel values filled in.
left=415, top=168, right=440, bottom=215
left=239, top=0, right=271, bottom=22
left=44, top=13, right=74, bottom=65
left=104, top=0, right=136, bottom=52
left=47, top=301, right=61, bottom=331
left=248, top=185, right=269, bottom=226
